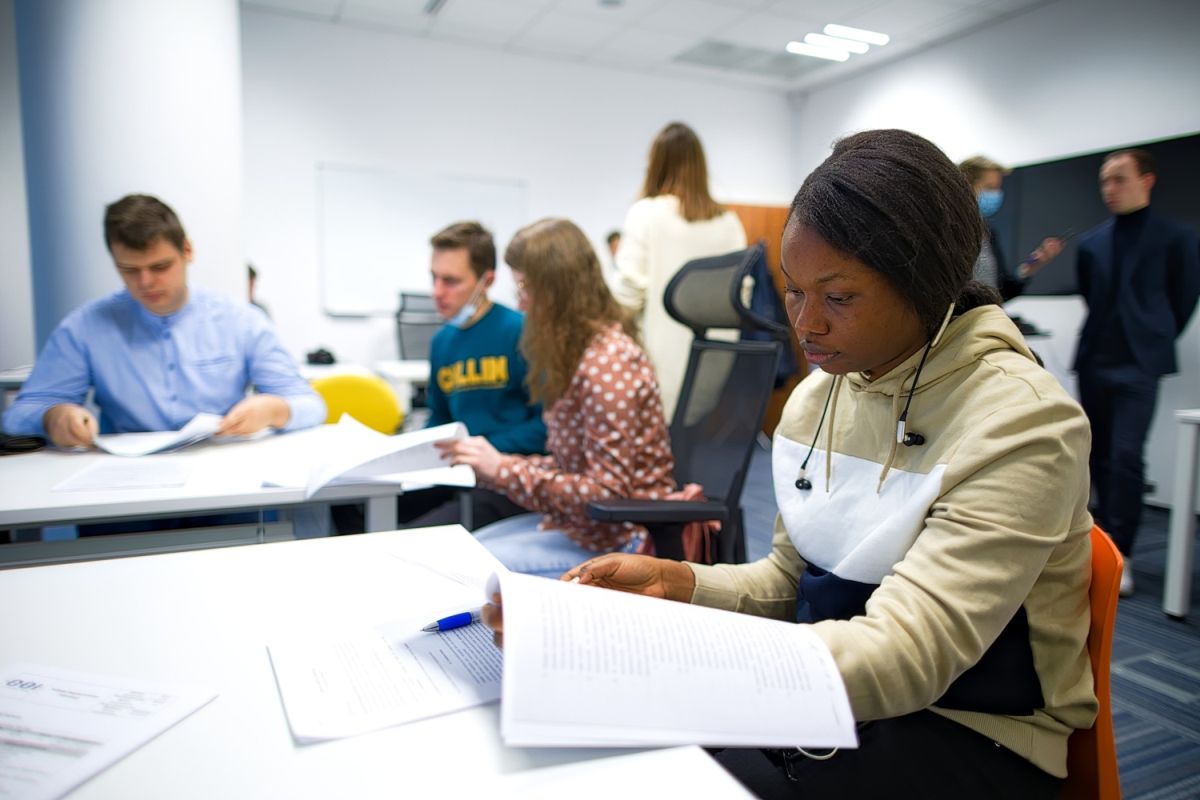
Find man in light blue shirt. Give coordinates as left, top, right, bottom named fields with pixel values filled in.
left=3, top=194, right=324, bottom=447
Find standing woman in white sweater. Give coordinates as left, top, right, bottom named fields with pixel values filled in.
left=611, top=122, right=746, bottom=420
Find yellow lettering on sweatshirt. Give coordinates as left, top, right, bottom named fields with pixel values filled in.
left=437, top=355, right=510, bottom=393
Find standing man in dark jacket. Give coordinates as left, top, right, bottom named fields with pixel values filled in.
left=1074, top=149, right=1200, bottom=594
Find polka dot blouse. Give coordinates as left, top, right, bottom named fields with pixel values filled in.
left=485, top=322, right=675, bottom=552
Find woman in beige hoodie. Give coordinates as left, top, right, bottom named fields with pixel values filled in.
left=492, top=130, right=1095, bottom=799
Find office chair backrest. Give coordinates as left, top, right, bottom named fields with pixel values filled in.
left=311, top=373, right=403, bottom=435
left=1062, top=524, right=1123, bottom=800
left=396, top=292, right=442, bottom=361
left=662, top=245, right=786, bottom=562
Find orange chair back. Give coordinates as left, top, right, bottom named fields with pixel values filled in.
left=1063, top=525, right=1123, bottom=799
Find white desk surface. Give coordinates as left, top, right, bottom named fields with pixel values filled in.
left=373, top=359, right=431, bottom=383
left=0, top=426, right=401, bottom=530
left=0, top=364, right=31, bottom=386
left=0, top=527, right=750, bottom=798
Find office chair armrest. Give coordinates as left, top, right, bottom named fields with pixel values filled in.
left=586, top=498, right=729, bottom=525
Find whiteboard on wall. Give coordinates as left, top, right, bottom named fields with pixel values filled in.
left=317, top=164, right=529, bottom=316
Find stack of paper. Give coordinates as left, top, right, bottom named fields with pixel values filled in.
left=94, top=413, right=224, bottom=457
left=491, top=571, right=859, bottom=750
left=300, top=416, right=475, bottom=498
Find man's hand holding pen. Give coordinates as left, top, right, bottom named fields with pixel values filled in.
left=42, top=403, right=98, bottom=449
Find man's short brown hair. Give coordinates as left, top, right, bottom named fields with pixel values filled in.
left=104, top=194, right=187, bottom=252
left=430, top=221, right=495, bottom=279
left=957, top=156, right=1011, bottom=187
left=1104, top=148, right=1156, bottom=177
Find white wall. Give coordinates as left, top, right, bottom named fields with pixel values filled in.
left=240, top=9, right=795, bottom=369
left=0, top=0, right=32, bottom=370
left=788, top=0, right=1200, bottom=508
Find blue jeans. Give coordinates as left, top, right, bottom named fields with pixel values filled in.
left=473, top=513, right=641, bottom=578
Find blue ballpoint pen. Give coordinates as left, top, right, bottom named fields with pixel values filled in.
left=421, top=609, right=482, bottom=632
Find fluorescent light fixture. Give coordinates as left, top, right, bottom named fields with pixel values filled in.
left=786, top=41, right=850, bottom=62
left=823, top=23, right=890, bottom=46
left=804, top=32, right=869, bottom=54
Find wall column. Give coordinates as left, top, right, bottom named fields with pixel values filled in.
left=16, top=0, right=242, bottom=346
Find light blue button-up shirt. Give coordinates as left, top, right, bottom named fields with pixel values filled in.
left=3, top=287, right=326, bottom=437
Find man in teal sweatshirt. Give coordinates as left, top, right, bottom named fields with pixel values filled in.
left=404, top=221, right=546, bottom=529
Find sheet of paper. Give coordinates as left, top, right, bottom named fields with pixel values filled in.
left=268, top=531, right=507, bottom=743
left=94, top=412, right=223, bottom=457
left=268, top=618, right=502, bottom=743
left=494, top=572, right=858, bottom=750
left=301, top=416, right=470, bottom=498
left=52, top=458, right=192, bottom=491
left=338, top=464, right=476, bottom=490
left=0, top=663, right=216, bottom=800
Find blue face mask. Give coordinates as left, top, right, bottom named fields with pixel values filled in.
left=977, top=189, right=1004, bottom=218
left=445, top=280, right=486, bottom=328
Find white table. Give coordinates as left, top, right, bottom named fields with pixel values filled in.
left=374, top=359, right=431, bottom=415
left=1165, top=409, right=1200, bottom=618
left=0, top=426, right=400, bottom=534
left=0, top=364, right=31, bottom=415
left=0, top=527, right=750, bottom=798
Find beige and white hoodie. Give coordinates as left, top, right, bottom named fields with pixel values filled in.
left=689, top=305, right=1097, bottom=778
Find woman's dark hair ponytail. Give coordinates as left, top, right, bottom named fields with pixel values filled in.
left=955, top=280, right=1003, bottom=315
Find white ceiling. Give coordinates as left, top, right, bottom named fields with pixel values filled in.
left=242, top=0, right=1057, bottom=92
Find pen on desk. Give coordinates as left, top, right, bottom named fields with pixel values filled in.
left=421, top=609, right=482, bottom=632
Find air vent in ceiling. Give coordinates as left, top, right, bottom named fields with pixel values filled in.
left=673, top=39, right=832, bottom=80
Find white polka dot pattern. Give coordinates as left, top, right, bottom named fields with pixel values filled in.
left=484, top=323, right=675, bottom=552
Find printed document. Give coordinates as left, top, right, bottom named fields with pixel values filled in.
left=0, top=663, right=216, bottom=800
left=268, top=529, right=506, bottom=743
left=94, top=412, right=224, bottom=457
left=268, top=618, right=502, bottom=743
left=53, top=457, right=192, bottom=492
left=492, top=571, right=858, bottom=749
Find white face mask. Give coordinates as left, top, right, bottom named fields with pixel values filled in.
left=445, top=278, right=486, bottom=328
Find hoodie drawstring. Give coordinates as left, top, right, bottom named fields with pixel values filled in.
left=823, top=375, right=842, bottom=491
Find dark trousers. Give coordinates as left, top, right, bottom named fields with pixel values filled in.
left=79, top=511, right=270, bottom=537
left=1077, top=363, right=1159, bottom=555
left=331, top=486, right=526, bottom=534
left=711, top=710, right=1060, bottom=799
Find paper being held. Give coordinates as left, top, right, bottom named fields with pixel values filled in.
left=94, top=413, right=223, bottom=457
left=491, top=571, right=858, bottom=750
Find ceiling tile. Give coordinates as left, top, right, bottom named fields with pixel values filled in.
left=586, top=26, right=695, bottom=68
left=639, top=0, right=750, bottom=38
left=702, top=0, right=777, bottom=9
left=764, top=0, right=885, bottom=23
left=842, top=0, right=971, bottom=37
left=242, top=0, right=342, bottom=18
left=511, top=11, right=624, bottom=58
left=429, top=0, right=546, bottom=45
left=339, top=0, right=431, bottom=33
left=721, top=11, right=817, bottom=50
left=552, top=0, right=670, bottom=23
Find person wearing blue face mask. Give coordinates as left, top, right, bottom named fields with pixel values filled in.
left=397, top=221, right=547, bottom=531
left=959, top=156, right=1064, bottom=301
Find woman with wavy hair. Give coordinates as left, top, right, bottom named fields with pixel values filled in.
left=611, top=121, right=746, bottom=420
left=437, top=218, right=675, bottom=577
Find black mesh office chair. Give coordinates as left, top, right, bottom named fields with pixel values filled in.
left=587, top=243, right=789, bottom=563
left=395, top=292, right=442, bottom=361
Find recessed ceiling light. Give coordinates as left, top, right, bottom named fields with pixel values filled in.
left=804, top=32, right=869, bottom=54
left=785, top=41, right=850, bottom=62
left=823, top=23, right=890, bottom=46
